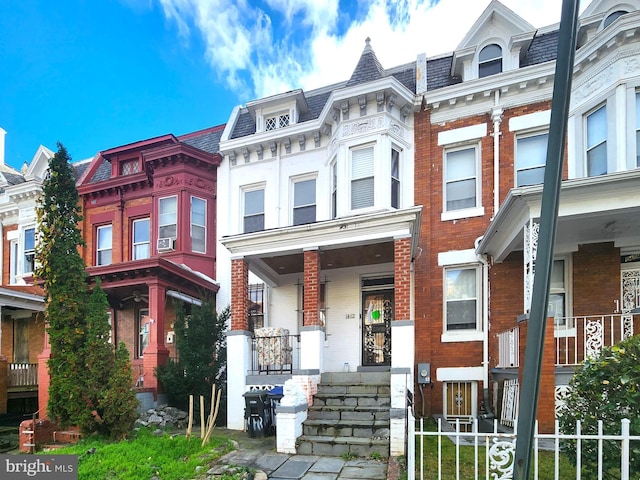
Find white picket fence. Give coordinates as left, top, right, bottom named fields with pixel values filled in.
left=410, top=417, right=639, bottom=480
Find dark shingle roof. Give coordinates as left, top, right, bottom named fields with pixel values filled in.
left=3, top=171, right=25, bottom=186
left=181, top=127, right=224, bottom=154
left=426, top=55, right=462, bottom=91
left=389, top=64, right=417, bottom=93
left=299, top=90, right=332, bottom=123
left=72, top=162, right=91, bottom=182
left=88, top=158, right=112, bottom=184
left=346, top=38, right=386, bottom=87
left=521, top=30, right=560, bottom=67
left=229, top=110, right=257, bottom=140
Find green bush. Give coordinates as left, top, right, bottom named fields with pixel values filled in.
left=156, top=302, right=228, bottom=422
left=557, top=334, right=640, bottom=479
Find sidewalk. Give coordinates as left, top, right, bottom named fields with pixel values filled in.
left=213, top=429, right=398, bottom=480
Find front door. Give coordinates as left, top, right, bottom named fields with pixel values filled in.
left=362, top=290, right=393, bottom=366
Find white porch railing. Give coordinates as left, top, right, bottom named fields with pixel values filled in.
left=497, top=327, right=519, bottom=368
left=411, top=417, right=639, bottom=480
left=555, top=314, right=636, bottom=366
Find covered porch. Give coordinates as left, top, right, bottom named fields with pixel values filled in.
left=223, top=207, right=421, bottom=455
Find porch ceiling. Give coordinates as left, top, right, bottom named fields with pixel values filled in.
left=477, top=170, right=640, bottom=261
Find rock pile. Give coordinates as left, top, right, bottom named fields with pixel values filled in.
left=135, top=405, right=189, bottom=430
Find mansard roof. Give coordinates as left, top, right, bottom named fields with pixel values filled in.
left=179, top=124, right=225, bottom=154
left=227, top=39, right=415, bottom=141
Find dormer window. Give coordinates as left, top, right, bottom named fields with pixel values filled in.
left=266, top=113, right=290, bottom=131
left=121, top=159, right=140, bottom=175
left=603, top=10, right=628, bottom=29
left=478, top=44, right=502, bottom=78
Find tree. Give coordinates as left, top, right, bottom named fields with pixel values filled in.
left=557, top=333, right=640, bottom=479
left=156, top=302, right=228, bottom=421
left=36, top=142, right=90, bottom=428
left=35, top=143, right=138, bottom=438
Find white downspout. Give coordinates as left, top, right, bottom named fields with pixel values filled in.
left=475, top=235, right=494, bottom=418
left=491, top=91, right=503, bottom=218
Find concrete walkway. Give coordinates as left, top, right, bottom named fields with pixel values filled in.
left=214, top=429, right=392, bottom=479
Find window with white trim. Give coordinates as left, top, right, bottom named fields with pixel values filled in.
left=137, top=308, right=150, bottom=358
left=96, top=225, right=112, bottom=266
left=516, top=132, right=548, bottom=187
left=265, top=113, right=290, bottom=131
left=603, top=10, right=628, bottom=29
left=132, top=218, right=150, bottom=260
left=479, top=44, right=502, bottom=78
left=293, top=178, right=316, bottom=226
left=391, top=147, right=400, bottom=208
left=244, top=188, right=265, bottom=233
left=586, top=105, right=607, bottom=176
left=351, top=145, right=374, bottom=210
left=445, top=266, right=479, bottom=331
left=550, top=258, right=568, bottom=326
left=191, top=196, right=206, bottom=253
left=158, top=196, right=178, bottom=239
left=23, top=227, right=35, bottom=274
left=10, top=240, right=18, bottom=284
left=444, top=146, right=478, bottom=211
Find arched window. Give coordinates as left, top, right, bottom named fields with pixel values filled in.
left=479, top=44, right=502, bottom=78
left=603, top=10, right=628, bottom=29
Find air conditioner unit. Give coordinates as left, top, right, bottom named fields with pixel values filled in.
left=157, top=237, right=175, bottom=252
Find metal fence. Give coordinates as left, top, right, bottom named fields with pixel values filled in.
left=411, top=417, right=639, bottom=480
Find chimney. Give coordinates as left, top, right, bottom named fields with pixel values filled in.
left=0, top=127, right=5, bottom=166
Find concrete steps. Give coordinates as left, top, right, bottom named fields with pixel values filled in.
left=297, top=371, right=391, bottom=458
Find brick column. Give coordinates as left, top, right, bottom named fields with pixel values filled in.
left=394, top=236, right=411, bottom=322
left=231, top=258, right=249, bottom=331
left=143, top=283, right=169, bottom=399
left=0, top=355, right=7, bottom=414
left=518, top=317, right=556, bottom=434
left=303, top=248, right=320, bottom=327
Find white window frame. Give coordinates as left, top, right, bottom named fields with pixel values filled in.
left=9, top=239, right=18, bottom=284
left=190, top=196, right=206, bottom=253
left=243, top=186, right=265, bottom=233
left=515, top=131, right=549, bottom=187
left=132, top=218, right=150, bottom=260
left=265, top=112, right=290, bottom=131
left=478, top=43, right=502, bottom=78
left=442, top=264, right=482, bottom=343
left=350, top=143, right=375, bottom=211
left=442, top=144, right=481, bottom=219
left=585, top=104, right=608, bottom=177
left=137, top=308, right=150, bottom=358
left=96, top=225, right=112, bottom=266
left=22, top=227, right=36, bottom=275
left=158, top=196, right=178, bottom=240
left=551, top=256, right=575, bottom=337
left=331, top=159, right=338, bottom=219
left=292, top=176, right=316, bottom=226
left=391, top=146, right=401, bottom=209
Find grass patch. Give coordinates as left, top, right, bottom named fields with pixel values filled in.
left=415, top=419, right=577, bottom=479
left=42, top=427, right=239, bottom=480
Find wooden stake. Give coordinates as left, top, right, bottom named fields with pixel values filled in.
left=186, top=395, right=193, bottom=438
left=200, top=395, right=205, bottom=439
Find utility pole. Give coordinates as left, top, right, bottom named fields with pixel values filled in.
left=513, top=0, right=580, bottom=478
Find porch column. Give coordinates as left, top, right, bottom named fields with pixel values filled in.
left=301, top=248, right=323, bottom=371
left=143, top=283, right=169, bottom=401
left=227, top=257, right=252, bottom=430
left=390, top=235, right=414, bottom=456
left=37, top=329, right=51, bottom=418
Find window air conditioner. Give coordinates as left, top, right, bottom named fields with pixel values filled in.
left=157, top=237, right=175, bottom=252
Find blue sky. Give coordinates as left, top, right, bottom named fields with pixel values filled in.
left=0, top=0, right=565, bottom=170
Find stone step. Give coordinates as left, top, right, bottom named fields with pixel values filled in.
left=316, top=383, right=391, bottom=395
left=307, top=406, right=390, bottom=422
left=312, top=392, right=391, bottom=408
left=303, top=419, right=390, bottom=438
left=297, top=435, right=389, bottom=458
left=320, top=371, right=390, bottom=386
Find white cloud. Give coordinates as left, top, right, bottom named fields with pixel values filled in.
left=157, top=0, right=576, bottom=101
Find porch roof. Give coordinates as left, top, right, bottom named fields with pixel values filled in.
left=0, top=287, right=45, bottom=311
left=476, top=169, right=640, bottom=262
left=221, top=206, right=422, bottom=286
